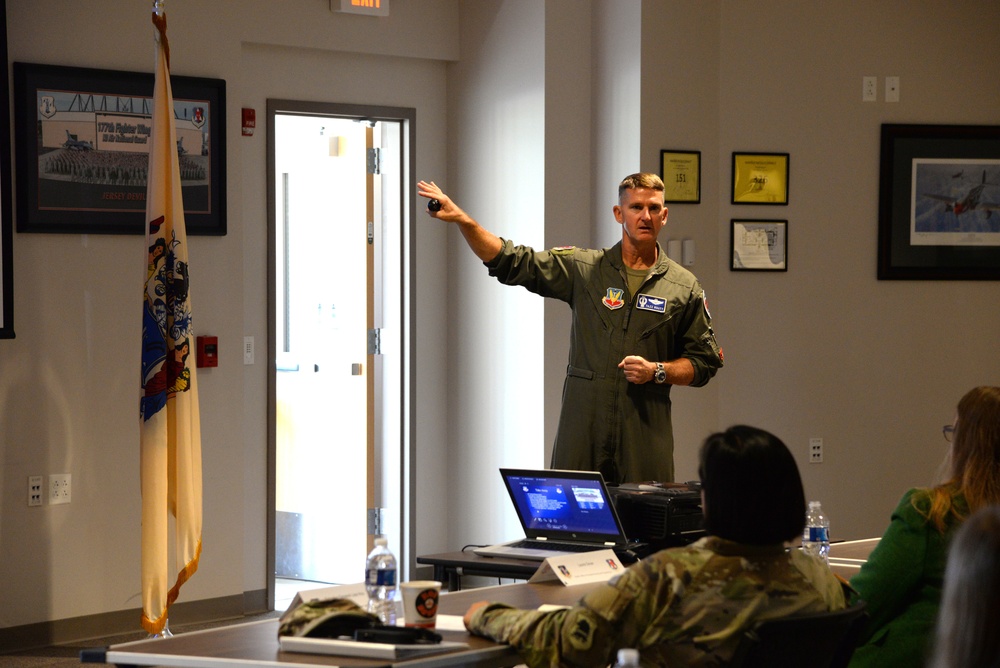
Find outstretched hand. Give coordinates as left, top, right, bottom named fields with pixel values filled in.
left=415, top=179, right=502, bottom=261
left=417, top=180, right=462, bottom=222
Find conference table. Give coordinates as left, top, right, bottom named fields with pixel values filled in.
left=85, top=539, right=878, bottom=668
left=83, top=580, right=600, bottom=668
left=418, top=538, right=879, bottom=590
left=827, top=538, right=879, bottom=578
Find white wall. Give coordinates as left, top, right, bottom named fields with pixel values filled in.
left=444, top=0, right=547, bottom=546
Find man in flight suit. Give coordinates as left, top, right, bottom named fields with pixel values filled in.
left=417, top=173, right=723, bottom=483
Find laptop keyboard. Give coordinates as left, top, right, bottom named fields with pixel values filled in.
left=510, top=540, right=606, bottom=552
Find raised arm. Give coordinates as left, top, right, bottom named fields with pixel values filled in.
left=417, top=180, right=502, bottom=262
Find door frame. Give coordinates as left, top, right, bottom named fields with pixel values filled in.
left=265, top=99, right=416, bottom=608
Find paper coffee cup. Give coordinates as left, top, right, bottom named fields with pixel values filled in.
left=399, top=580, right=441, bottom=628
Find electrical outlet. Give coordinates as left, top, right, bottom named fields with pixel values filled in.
left=885, top=76, right=900, bottom=102
left=243, top=336, right=255, bottom=365
left=49, top=473, right=72, bottom=505
left=28, top=475, right=43, bottom=506
left=862, top=76, right=877, bottom=102
left=809, top=438, right=823, bottom=464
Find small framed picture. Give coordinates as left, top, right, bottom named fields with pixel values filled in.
left=731, top=219, right=787, bottom=271
left=731, top=152, right=789, bottom=205
left=660, top=149, right=701, bottom=203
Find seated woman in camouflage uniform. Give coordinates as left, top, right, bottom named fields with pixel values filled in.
left=463, top=425, right=845, bottom=667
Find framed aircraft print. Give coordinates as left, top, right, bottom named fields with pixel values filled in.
left=878, top=124, right=1000, bottom=280
left=1, top=0, right=12, bottom=338
left=13, top=62, right=226, bottom=235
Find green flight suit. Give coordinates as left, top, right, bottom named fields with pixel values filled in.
left=467, top=536, right=846, bottom=667
left=485, top=239, right=724, bottom=483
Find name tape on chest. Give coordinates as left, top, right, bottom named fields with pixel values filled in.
left=636, top=294, right=666, bottom=313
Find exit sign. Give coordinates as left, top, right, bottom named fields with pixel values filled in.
left=338, top=0, right=389, bottom=16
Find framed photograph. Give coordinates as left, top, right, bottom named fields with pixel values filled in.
left=13, top=62, right=226, bottom=235
left=731, top=219, right=787, bottom=271
left=1, top=0, right=13, bottom=338
left=731, top=152, right=789, bottom=205
left=878, top=123, right=1000, bottom=280
left=660, top=149, right=701, bottom=203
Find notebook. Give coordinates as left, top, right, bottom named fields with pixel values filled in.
left=474, top=468, right=645, bottom=563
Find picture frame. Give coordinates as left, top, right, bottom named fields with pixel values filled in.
left=731, top=152, right=789, bottom=205
left=13, top=62, right=226, bottom=235
left=877, top=123, right=1000, bottom=280
left=660, top=149, right=701, bottom=203
left=1, top=0, right=13, bottom=338
left=730, top=219, right=787, bottom=271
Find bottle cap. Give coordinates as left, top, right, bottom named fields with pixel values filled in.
left=617, top=648, right=639, bottom=665
left=375, top=537, right=388, bottom=546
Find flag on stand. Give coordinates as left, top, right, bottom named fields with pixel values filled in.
left=139, top=5, right=203, bottom=636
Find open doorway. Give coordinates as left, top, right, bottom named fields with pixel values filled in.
left=266, top=100, right=414, bottom=607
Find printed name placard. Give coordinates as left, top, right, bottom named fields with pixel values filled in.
left=528, top=549, right=624, bottom=586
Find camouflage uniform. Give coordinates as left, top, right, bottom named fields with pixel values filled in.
left=467, top=536, right=845, bottom=667
left=277, top=598, right=377, bottom=638
left=485, top=239, right=723, bottom=484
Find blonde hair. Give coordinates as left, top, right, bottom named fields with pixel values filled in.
left=917, top=387, right=1000, bottom=532
left=617, top=173, right=664, bottom=201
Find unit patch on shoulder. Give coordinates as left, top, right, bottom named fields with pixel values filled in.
left=636, top=294, right=666, bottom=313
left=551, top=246, right=576, bottom=255
left=602, top=288, right=625, bottom=310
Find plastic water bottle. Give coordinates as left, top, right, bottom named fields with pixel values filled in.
left=365, top=537, right=397, bottom=624
left=802, top=500, right=830, bottom=563
left=612, top=648, right=640, bottom=667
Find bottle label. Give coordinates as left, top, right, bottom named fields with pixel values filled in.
left=807, top=527, right=829, bottom=542
left=367, top=568, right=397, bottom=587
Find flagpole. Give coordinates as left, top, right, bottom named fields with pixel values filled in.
left=146, top=0, right=170, bottom=639
left=141, top=0, right=203, bottom=639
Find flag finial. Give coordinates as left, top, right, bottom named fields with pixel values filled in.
left=153, top=0, right=164, bottom=17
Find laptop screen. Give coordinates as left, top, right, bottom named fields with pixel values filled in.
left=500, top=468, right=627, bottom=543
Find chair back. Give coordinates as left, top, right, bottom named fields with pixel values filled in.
left=728, top=601, right=868, bottom=668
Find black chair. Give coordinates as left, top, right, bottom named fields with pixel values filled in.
left=727, top=601, right=868, bottom=668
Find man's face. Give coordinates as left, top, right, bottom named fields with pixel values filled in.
left=614, top=187, right=668, bottom=245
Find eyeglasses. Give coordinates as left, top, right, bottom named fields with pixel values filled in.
left=943, top=424, right=955, bottom=443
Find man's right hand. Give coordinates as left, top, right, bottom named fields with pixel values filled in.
left=417, top=180, right=464, bottom=222
left=416, top=179, right=503, bottom=261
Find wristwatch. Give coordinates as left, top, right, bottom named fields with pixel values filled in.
left=654, top=362, right=667, bottom=384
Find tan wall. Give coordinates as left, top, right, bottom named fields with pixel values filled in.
left=3, top=0, right=1000, bottom=641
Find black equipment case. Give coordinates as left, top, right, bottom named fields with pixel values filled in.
left=610, top=482, right=706, bottom=552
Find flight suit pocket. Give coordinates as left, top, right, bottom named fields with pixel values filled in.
left=567, top=365, right=595, bottom=380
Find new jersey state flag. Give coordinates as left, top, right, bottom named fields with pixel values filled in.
left=139, top=7, right=203, bottom=636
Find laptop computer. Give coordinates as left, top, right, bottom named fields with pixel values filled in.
left=474, top=468, right=645, bottom=563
